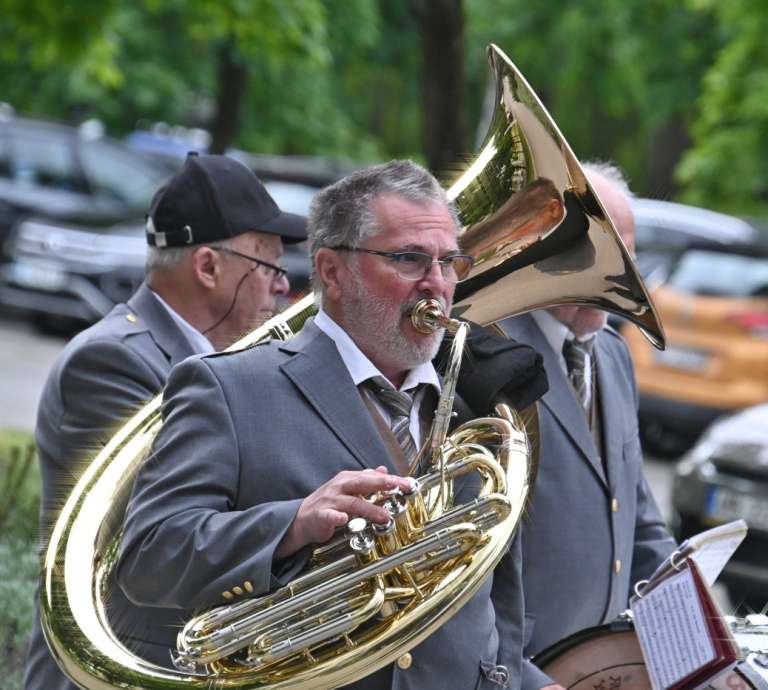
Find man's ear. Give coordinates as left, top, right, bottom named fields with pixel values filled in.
left=315, top=248, right=345, bottom=302
left=191, top=246, right=219, bottom=289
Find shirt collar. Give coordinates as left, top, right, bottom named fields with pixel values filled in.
left=150, top=290, right=215, bottom=355
left=532, top=310, right=598, bottom=373
left=314, top=308, right=441, bottom=394
left=532, top=309, right=571, bottom=360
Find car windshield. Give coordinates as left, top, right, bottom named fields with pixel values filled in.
left=1, top=127, right=88, bottom=193
left=668, top=249, right=768, bottom=298
left=78, top=139, right=169, bottom=209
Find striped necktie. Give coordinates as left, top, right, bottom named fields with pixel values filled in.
left=366, top=376, right=419, bottom=464
left=562, top=336, right=596, bottom=415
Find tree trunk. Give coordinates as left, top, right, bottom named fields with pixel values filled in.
left=645, top=115, right=690, bottom=199
left=411, top=0, right=466, bottom=175
left=208, top=41, right=248, bottom=154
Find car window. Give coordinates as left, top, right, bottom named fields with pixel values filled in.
left=635, top=222, right=709, bottom=249
left=262, top=180, right=317, bottom=215
left=668, top=250, right=768, bottom=298
left=2, top=130, right=87, bottom=193
left=78, top=139, right=168, bottom=209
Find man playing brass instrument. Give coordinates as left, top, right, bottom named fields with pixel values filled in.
left=117, top=160, right=526, bottom=689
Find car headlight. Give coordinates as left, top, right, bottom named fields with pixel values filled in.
left=676, top=456, right=716, bottom=479
left=14, top=219, right=146, bottom=267
left=675, top=431, right=722, bottom=478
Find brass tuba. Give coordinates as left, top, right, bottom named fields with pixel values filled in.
left=39, top=44, right=664, bottom=690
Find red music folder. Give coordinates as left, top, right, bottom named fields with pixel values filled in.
left=630, top=557, right=741, bottom=690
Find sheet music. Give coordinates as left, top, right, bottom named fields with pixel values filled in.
left=634, top=520, right=748, bottom=600
left=686, top=520, right=748, bottom=586
left=632, top=568, right=716, bottom=690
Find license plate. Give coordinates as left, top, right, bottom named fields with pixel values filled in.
left=705, top=486, right=768, bottom=532
left=7, top=260, right=67, bottom=291
left=653, top=345, right=709, bottom=371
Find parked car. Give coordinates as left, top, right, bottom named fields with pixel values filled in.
left=632, top=198, right=759, bottom=287
left=0, top=118, right=351, bottom=333
left=0, top=177, right=319, bottom=332
left=623, top=241, right=768, bottom=456
left=0, top=115, right=170, bottom=259
left=125, top=126, right=361, bottom=188
left=671, top=403, right=768, bottom=610
left=0, top=114, right=172, bottom=330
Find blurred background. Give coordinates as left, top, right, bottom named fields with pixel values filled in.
left=1, top=0, right=767, bottom=687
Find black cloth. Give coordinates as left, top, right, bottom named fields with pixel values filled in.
left=435, top=322, right=549, bottom=416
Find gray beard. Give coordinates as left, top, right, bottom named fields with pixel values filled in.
left=341, top=270, right=447, bottom=371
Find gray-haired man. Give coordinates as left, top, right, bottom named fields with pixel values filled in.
left=496, top=163, right=676, bottom=690
left=117, top=159, right=524, bottom=689
left=24, top=153, right=306, bottom=690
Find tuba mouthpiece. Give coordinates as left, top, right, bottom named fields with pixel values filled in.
left=410, top=299, right=459, bottom=334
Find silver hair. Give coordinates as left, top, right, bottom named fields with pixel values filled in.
left=145, top=236, right=238, bottom=274
left=308, top=159, right=459, bottom=295
left=582, top=160, right=634, bottom=199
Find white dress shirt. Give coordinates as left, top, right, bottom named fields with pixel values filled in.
left=314, top=309, right=441, bottom=448
left=150, top=290, right=215, bottom=355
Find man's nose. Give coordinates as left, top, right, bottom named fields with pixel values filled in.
left=415, top=260, right=449, bottom=296
left=273, top=273, right=290, bottom=295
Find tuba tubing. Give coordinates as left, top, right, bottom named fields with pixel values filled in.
left=40, top=44, right=664, bottom=690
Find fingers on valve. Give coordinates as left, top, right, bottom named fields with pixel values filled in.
left=338, top=470, right=407, bottom=496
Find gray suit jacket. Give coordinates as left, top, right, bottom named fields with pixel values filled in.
left=497, top=314, right=675, bottom=690
left=117, top=319, right=523, bottom=690
left=24, top=282, right=196, bottom=690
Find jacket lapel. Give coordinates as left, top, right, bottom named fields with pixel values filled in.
left=500, top=314, right=607, bottom=486
left=128, top=283, right=197, bottom=365
left=278, top=320, right=398, bottom=473
left=594, top=336, right=622, bottom=491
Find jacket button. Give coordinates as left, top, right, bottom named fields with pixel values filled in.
left=222, top=590, right=233, bottom=600
left=614, top=559, right=622, bottom=574
left=126, top=313, right=138, bottom=323
left=244, top=580, right=254, bottom=593
left=397, top=653, right=413, bottom=670
left=611, top=498, right=619, bottom=512
left=233, top=586, right=244, bottom=595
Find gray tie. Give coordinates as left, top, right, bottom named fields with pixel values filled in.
left=562, top=337, right=596, bottom=414
left=367, top=376, right=419, bottom=464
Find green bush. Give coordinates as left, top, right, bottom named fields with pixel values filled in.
left=0, top=430, right=39, bottom=690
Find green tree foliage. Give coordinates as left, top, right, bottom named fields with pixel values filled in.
left=0, top=0, right=120, bottom=69
left=2, top=0, right=767, bottom=211
left=0, top=0, right=391, bottom=159
left=676, top=0, right=768, bottom=212
left=465, top=0, right=718, bottom=199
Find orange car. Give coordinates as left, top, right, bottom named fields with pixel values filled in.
left=623, top=243, right=768, bottom=456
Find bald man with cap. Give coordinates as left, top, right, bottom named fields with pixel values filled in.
left=493, top=162, right=676, bottom=690
left=23, top=153, right=307, bottom=690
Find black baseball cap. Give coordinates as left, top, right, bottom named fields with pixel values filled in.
left=146, top=152, right=307, bottom=247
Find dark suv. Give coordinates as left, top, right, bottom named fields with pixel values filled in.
left=0, top=115, right=170, bottom=328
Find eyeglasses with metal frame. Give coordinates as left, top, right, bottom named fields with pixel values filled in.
left=333, top=246, right=475, bottom=283
left=212, top=246, right=288, bottom=281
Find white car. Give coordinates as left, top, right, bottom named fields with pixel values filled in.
left=672, top=403, right=768, bottom=611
